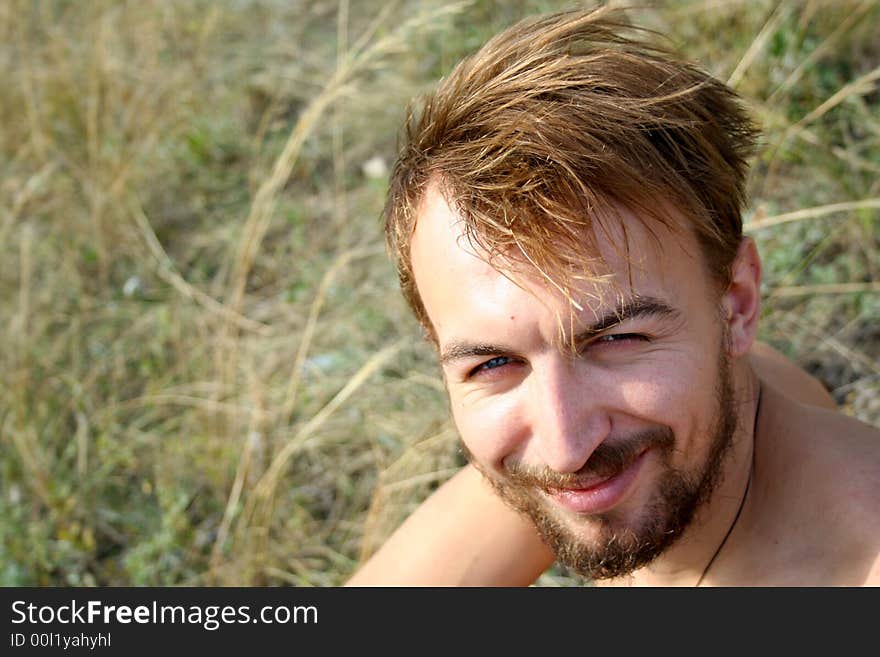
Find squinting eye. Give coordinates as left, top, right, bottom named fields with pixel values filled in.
left=471, top=356, right=513, bottom=375
left=595, top=333, right=649, bottom=345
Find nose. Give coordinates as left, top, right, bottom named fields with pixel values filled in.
left=525, top=354, right=611, bottom=473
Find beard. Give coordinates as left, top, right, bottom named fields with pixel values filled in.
left=463, top=347, right=739, bottom=581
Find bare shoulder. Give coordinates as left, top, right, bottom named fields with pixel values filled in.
left=790, top=401, right=880, bottom=512
left=799, top=402, right=880, bottom=474
left=836, top=415, right=880, bottom=586
left=761, top=377, right=880, bottom=473
left=757, top=386, right=880, bottom=585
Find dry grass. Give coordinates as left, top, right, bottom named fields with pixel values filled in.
left=1, top=0, right=877, bottom=586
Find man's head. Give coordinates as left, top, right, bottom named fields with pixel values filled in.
left=385, top=7, right=759, bottom=336
left=384, top=8, right=763, bottom=580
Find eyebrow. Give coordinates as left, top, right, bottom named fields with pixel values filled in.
left=438, top=295, right=681, bottom=366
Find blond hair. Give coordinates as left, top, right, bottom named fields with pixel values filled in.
left=384, top=7, right=759, bottom=333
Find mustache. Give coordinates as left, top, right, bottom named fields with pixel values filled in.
left=503, top=426, right=674, bottom=491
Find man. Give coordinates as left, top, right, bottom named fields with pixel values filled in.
left=348, top=8, right=880, bottom=586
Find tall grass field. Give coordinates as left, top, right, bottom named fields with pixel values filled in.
left=1, top=0, right=878, bottom=586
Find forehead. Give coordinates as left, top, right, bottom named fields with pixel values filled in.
left=410, top=183, right=708, bottom=341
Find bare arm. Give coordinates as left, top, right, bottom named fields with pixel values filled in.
left=347, top=342, right=836, bottom=586
left=346, top=464, right=554, bottom=586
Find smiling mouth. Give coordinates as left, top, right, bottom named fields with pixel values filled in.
left=542, top=447, right=650, bottom=494
left=548, top=473, right=615, bottom=494
left=499, top=427, right=672, bottom=513
left=544, top=449, right=651, bottom=515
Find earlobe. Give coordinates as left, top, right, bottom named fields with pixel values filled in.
left=722, top=237, right=762, bottom=358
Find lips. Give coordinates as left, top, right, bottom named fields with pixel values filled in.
left=545, top=448, right=650, bottom=515
left=551, top=471, right=616, bottom=493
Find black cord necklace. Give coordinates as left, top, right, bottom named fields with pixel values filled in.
left=694, top=383, right=762, bottom=587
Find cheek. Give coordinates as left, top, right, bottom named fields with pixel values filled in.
left=614, top=353, right=719, bottom=443
left=617, top=367, right=696, bottom=413
left=450, top=392, right=526, bottom=472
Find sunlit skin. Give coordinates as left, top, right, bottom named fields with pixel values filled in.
left=410, top=181, right=762, bottom=585
left=345, top=181, right=880, bottom=586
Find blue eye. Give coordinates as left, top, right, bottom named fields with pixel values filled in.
left=477, top=356, right=512, bottom=371
left=468, top=355, right=517, bottom=379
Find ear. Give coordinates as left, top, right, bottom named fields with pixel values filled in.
left=721, top=237, right=762, bottom=358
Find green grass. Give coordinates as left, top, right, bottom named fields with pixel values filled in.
left=1, top=0, right=878, bottom=586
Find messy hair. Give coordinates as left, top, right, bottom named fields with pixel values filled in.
left=383, top=7, right=760, bottom=335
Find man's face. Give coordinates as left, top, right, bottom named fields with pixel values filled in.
left=409, top=184, right=742, bottom=580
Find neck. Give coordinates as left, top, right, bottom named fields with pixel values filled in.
left=606, top=361, right=761, bottom=587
